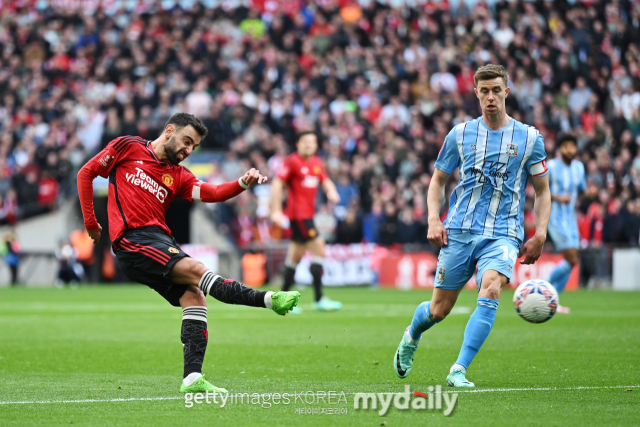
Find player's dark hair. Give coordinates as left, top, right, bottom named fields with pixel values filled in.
left=164, top=113, right=208, bottom=138
left=474, top=64, right=509, bottom=87
left=295, top=130, right=317, bottom=143
left=557, top=133, right=577, bottom=147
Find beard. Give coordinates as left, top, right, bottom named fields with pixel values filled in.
left=561, top=152, right=575, bottom=164
left=165, top=136, right=183, bottom=165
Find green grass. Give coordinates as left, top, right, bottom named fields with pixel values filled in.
left=0, top=285, right=638, bottom=426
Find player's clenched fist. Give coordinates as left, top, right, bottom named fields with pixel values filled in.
left=427, top=218, right=448, bottom=247
left=87, top=225, right=102, bottom=244
left=241, top=168, right=268, bottom=187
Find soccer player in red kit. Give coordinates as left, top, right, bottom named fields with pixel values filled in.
left=77, top=113, right=300, bottom=393
left=270, top=131, right=342, bottom=311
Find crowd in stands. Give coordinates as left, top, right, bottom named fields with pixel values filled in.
left=1, top=0, right=640, bottom=249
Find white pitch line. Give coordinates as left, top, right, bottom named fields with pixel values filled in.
left=0, top=385, right=638, bottom=405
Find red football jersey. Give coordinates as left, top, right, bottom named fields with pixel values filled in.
left=276, top=153, right=328, bottom=220
left=90, top=136, right=200, bottom=242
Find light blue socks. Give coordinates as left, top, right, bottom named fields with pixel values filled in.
left=453, top=297, right=498, bottom=370
left=408, top=301, right=438, bottom=341
left=548, top=259, right=572, bottom=293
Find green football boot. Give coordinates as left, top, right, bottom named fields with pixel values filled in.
left=271, top=291, right=300, bottom=315
left=180, top=375, right=228, bottom=393
left=446, top=369, right=475, bottom=388
left=394, top=327, right=418, bottom=379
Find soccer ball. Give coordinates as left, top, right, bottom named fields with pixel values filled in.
left=513, top=280, right=559, bottom=323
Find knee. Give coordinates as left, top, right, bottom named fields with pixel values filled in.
left=566, top=253, right=579, bottom=267
left=181, top=287, right=207, bottom=307
left=309, top=260, right=323, bottom=276
left=480, top=272, right=506, bottom=301
left=185, top=260, right=208, bottom=284
left=480, top=280, right=503, bottom=301
left=482, top=287, right=500, bottom=301
left=429, top=302, right=451, bottom=322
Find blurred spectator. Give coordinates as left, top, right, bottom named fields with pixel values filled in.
left=55, top=240, right=82, bottom=287
left=396, top=207, right=424, bottom=244
left=70, top=228, right=96, bottom=281
left=335, top=208, right=363, bottom=244
left=314, top=204, right=337, bottom=243
left=1, top=230, right=20, bottom=285
left=0, top=0, right=635, bottom=253
left=362, top=200, right=384, bottom=243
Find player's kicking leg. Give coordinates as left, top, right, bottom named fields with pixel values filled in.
left=547, top=248, right=578, bottom=314
left=446, top=237, right=517, bottom=388
left=170, top=258, right=300, bottom=392
left=446, top=270, right=505, bottom=387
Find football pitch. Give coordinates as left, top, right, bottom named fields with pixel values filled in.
left=0, top=285, right=638, bottom=426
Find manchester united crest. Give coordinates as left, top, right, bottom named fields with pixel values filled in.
left=162, top=173, right=174, bottom=187
left=168, top=247, right=179, bottom=254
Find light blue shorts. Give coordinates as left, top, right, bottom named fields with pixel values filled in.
left=548, top=222, right=580, bottom=251
left=434, top=232, right=521, bottom=291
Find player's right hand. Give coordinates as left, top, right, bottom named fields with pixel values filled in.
left=87, top=225, right=102, bottom=244
left=427, top=219, right=448, bottom=247
left=241, top=168, right=268, bottom=186
left=555, top=195, right=571, bottom=204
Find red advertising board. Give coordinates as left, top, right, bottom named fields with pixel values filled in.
left=379, top=252, right=579, bottom=291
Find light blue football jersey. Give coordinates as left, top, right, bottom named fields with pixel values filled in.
left=435, top=117, right=548, bottom=243
left=547, top=157, right=586, bottom=228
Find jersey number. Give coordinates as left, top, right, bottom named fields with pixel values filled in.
left=500, top=246, right=517, bottom=263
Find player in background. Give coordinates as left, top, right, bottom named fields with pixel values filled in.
left=393, top=65, right=551, bottom=387
left=77, top=113, right=300, bottom=394
left=270, top=131, right=343, bottom=311
left=546, top=134, right=595, bottom=313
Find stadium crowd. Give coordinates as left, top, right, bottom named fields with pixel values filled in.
left=0, top=0, right=639, bottom=249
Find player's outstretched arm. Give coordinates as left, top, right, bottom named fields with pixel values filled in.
left=427, top=168, right=451, bottom=247
left=519, top=174, right=551, bottom=264
left=321, top=178, right=340, bottom=204
left=194, top=169, right=267, bottom=203
left=77, top=162, right=102, bottom=244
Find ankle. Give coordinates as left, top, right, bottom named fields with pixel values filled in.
left=183, top=372, right=202, bottom=386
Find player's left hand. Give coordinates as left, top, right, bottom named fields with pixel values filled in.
left=241, top=168, right=268, bottom=187
left=518, top=234, right=545, bottom=264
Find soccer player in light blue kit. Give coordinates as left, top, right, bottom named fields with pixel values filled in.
left=393, top=64, right=551, bottom=387
left=546, top=134, right=594, bottom=313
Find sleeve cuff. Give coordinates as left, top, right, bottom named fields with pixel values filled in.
left=238, top=178, right=250, bottom=189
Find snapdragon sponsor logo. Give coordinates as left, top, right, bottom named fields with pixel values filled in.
left=185, top=390, right=349, bottom=415
left=125, top=167, right=168, bottom=203
left=354, top=385, right=458, bottom=417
